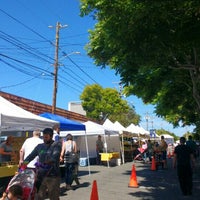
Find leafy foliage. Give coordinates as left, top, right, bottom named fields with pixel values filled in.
left=80, top=84, right=140, bottom=126
left=80, top=0, right=200, bottom=130
left=156, top=129, right=179, bottom=141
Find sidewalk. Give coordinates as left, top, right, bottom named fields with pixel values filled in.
left=59, top=158, right=200, bottom=200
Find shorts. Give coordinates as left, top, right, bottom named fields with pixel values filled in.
left=37, top=176, right=60, bottom=200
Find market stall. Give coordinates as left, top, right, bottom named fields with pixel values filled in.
left=0, top=96, right=58, bottom=178
left=0, top=96, right=59, bottom=194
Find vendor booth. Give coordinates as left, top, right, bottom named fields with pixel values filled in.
left=0, top=96, right=58, bottom=193
left=0, top=96, right=58, bottom=133
left=39, top=113, right=91, bottom=173
left=61, top=120, right=121, bottom=167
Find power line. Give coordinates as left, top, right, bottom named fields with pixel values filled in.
left=0, top=53, right=53, bottom=77
left=0, top=8, right=54, bottom=46
left=0, top=30, right=54, bottom=63
left=0, top=7, right=101, bottom=98
left=66, top=55, right=99, bottom=84
left=0, top=75, right=41, bottom=90
left=61, top=66, right=88, bottom=86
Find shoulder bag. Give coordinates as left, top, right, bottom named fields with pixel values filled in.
left=64, top=141, right=79, bottom=164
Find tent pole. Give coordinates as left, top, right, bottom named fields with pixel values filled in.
left=84, top=130, right=91, bottom=175
left=103, top=131, right=109, bottom=168
left=121, top=133, right=125, bottom=164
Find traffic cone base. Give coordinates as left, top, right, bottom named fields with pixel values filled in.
left=90, top=180, right=99, bottom=200
left=128, top=165, right=139, bottom=188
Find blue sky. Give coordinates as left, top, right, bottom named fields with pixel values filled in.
left=0, top=0, right=194, bottom=136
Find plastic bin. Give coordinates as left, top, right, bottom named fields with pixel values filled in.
left=79, top=157, right=88, bottom=167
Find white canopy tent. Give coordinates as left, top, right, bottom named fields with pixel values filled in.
left=102, top=119, right=120, bottom=144
left=60, top=121, right=105, bottom=137
left=61, top=121, right=120, bottom=155
left=126, top=123, right=141, bottom=135
left=113, top=121, right=131, bottom=164
left=103, top=119, right=119, bottom=132
left=103, top=119, right=125, bottom=166
left=113, top=121, right=127, bottom=133
left=160, top=134, right=174, bottom=144
left=139, top=126, right=150, bottom=136
left=0, top=96, right=58, bottom=132
left=126, top=123, right=149, bottom=137
left=61, top=120, right=121, bottom=167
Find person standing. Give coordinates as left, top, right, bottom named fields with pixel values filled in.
left=160, top=135, right=168, bottom=168
left=96, top=135, right=104, bottom=165
left=19, top=129, right=43, bottom=169
left=53, top=124, right=61, bottom=142
left=173, top=137, right=195, bottom=196
left=60, top=134, right=77, bottom=190
left=0, top=136, right=14, bottom=163
left=147, top=139, right=153, bottom=162
left=186, top=135, right=197, bottom=159
left=22, top=128, right=61, bottom=200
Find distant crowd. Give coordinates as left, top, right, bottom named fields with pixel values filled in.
left=0, top=130, right=199, bottom=199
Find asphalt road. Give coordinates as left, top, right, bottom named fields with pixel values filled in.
left=58, top=157, right=200, bottom=200
left=1, top=157, right=199, bottom=200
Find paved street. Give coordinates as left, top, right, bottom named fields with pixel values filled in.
left=59, top=158, right=200, bottom=200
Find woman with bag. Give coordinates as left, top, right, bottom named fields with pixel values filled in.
left=60, top=133, right=77, bottom=190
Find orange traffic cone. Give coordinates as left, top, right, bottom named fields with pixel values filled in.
left=151, top=156, right=156, bottom=171
left=90, top=180, right=99, bottom=200
left=128, top=164, right=139, bottom=188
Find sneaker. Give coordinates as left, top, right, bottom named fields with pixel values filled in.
left=75, top=178, right=80, bottom=185
left=66, top=185, right=72, bottom=190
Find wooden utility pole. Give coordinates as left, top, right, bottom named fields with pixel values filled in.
left=52, top=22, right=61, bottom=114
left=145, top=112, right=150, bottom=131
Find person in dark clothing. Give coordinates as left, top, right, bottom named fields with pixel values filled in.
left=60, top=133, right=78, bottom=190
left=96, top=135, right=104, bottom=165
left=173, top=137, right=195, bottom=196
left=22, top=128, right=61, bottom=200
left=186, top=135, right=197, bottom=159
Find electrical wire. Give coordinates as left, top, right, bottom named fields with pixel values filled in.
left=0, top=5, right=100, bottom=93
left=0, top=53, right=53, bottom=77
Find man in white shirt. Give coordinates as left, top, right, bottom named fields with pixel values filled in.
left=19, top=129, right=43, bottom=169
left=53, top=124, right=60, bottom=142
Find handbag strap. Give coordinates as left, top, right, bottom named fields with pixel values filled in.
left=71, top=141, right=74, bottom=152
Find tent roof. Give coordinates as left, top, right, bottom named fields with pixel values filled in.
left=0, top=96, right=58, bottom=131
left=103, top=119, right=119, bottom=135
left=126, top=123, right=140, bottom=134
left=39, top=112, right=85, bottom=131
left=126, top=123, right=149, bottom=136
left=114, top=121, right=126, bottom=131
left=84, top=121, right=105, bottom=135
left=161, top=134, right=174, bottom=139
left=103, top=119, right=119, bottom=131
left=139, top=126, right=150, bottom=135
left=60, top=120, right=121, bottom=137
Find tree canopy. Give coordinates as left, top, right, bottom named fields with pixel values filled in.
left=80, top=84, right=140, bottom=126
left=80, top=0, right=200, bottom=130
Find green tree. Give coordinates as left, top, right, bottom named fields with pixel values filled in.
left=156, top=129, right=179, bottom=141
left=80, top=0, right=200, bottom=130
left=80, top=84, right=140, bottom=125
left=110, top=106, right=140, bottom=127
